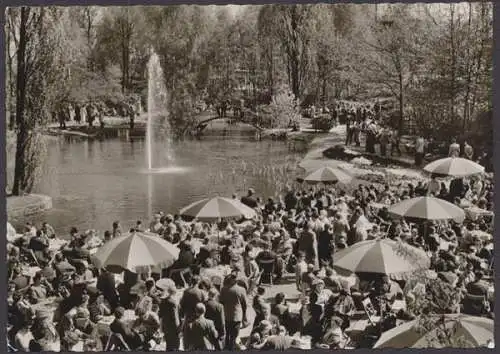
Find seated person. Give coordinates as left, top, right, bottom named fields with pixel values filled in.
left=88, top=293, right=111, bottom=322
left=74, top=261, right=94, bottom=284
left=29, top=271, right=51, bottom=304
left=110, top=307, right=142, bottom=349
left=256, top=242, right=283, bottom=283
left=28, top=230, right=50, bottom=262
left=73, top=307, right=102, bottom=350
left=132, top=306, right=161, bottom=346
left=465, top=271, right=489, bottom=297
left=323, top=268, right=341, bottom=293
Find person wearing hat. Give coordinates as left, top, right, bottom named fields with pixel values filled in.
left=205, top=287, right=225, bottom=349
left=241, top=188, right=258, bottom=209
left=149, top=214, right=164, bottom=235
left=219, top=274, right=248, bottom=350
left=183, top=302, right=220, bottom=350
left=159, top=285, right=181, bottom=351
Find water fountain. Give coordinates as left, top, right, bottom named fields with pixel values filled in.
left=146, top=51, right=173, bottom=170
left=144, top=50, right=188, bottom=174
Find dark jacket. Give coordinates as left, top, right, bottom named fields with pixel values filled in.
left=180, top=286, right=206, bottom=321
left=97, top=272, right=119, bottom=307
left=183, top=316, right=219, bottom=350
left=205, top=299, right=225, bottom=338
left=110, top=318, right=137, bottom=348
left=159, top=296, right=181, bottom=334
left=219, top=284, right=247, bottom=323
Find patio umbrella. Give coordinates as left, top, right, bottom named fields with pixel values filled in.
left=179, top=196, right=256, bottom=222
left=374, top=314, right=494, bottom=348
left=333, top=238, right=430, bottom=275
left=298, top=159, right=340, bottom=172
left=91, top=231, right=179, bottom=273
left=304, top=166, right=353, bottom=185
left=423, top=157, right=484, bottom=177
left=388, top=196, right=465, bottom=221
left=470, top=230, right=492, bottom=241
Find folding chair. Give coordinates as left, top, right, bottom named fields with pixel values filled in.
left=257, top=258, right=275, bottom=285
left=104, top=333, right=131, bottom=351
left=362, top=297, right=381, bottom=326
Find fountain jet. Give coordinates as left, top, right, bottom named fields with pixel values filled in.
left=146, top=50, right=173, bottom=170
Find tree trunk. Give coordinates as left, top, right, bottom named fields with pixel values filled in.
left=398, top=70, right=404, bottom=133
left=462, top=2, right=473, bottom=133
left=449, top=4, right=456, bottom=123
left=6, top=18, right=15, bottom=130
left=12, top=7, right=29, bottom=196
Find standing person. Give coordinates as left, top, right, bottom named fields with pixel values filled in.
left=318, top=224, right=335, bottom=268
left=112, top=221, right=122, bottom=239
left=205, top=288, right=225, bottom=350
left=86, top=103, right=94, bottom=128
left=448, top=137, right=460, bottom=157
left=159, top=286, right=181, bottom=351
left=379, top=126, right=389, bottom=157
left=58, top=104, right=67, bottom=129
left=353, top=120, right=361, bottom=147
left=219, top=274, right=248, bottom=350
left=463, top=141, right=474, bottom=159
left=98, top=105, right=105, bottom=129
left=345, top=116, right=353, bottom=146
left=415, top=135, right=426, bottom=167
left=241, top=188, right=258, bottom=209
left=183, top=303, right=220, bottom=351
left=390, top=129, right=401, bottom=156
left=297, top=222, right=319, bottom=269
left=180, top=276, right=206, bottom=325
left=74, top=103, right=82, bottom=125
left=128, top=103, right=135, bottom=130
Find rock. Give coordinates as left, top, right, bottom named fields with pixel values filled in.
left=7, top=194, right=53, bottom=219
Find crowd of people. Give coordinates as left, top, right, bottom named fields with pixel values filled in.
left=53, top=98, right=142, bottom=130
left=7, top=165, right=494, bottom=351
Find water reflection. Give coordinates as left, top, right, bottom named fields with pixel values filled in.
left=9, top=136, right=302, bottom=234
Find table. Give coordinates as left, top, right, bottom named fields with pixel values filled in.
left=48, top=239, right=68, bottom=251
left=464, top=206, right=493, bottom=220
left=288, top=302, right=302, bottom=315
left=31, top=297, right=60, bottom=315
left=200, top=265, right=231, bottom=280
left=391, top=299, right=407, bottom=312
left=97, top=310, right=137, bottom=335
left=21, top=266, right=41, bottom=278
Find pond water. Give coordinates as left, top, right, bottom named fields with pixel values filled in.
left=9, top=131, right=304, bottom=235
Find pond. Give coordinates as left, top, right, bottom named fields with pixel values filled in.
left=9, top=131, right=304, bottom=235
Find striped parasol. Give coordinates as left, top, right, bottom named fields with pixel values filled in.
left=333, top=238, right=430, bottom=275
left=423, top=157, right=484, bottom=177
left=179, top=196, right=256, bottom=222
left=388, top=196, right=465, bottom=221
left=304, top=166, right=353, bottom=185
left=91, top=231, right=179, bottom=273
left=374, top=314, right=494, bottom=348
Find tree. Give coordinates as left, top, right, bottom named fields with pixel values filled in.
left=362, top=5, right=426, bottom=132
left=269, top=4, right=316, bottom=99
left=9, top=7, right=68, bottom=195
left=257, top=86, right=300, bottom=129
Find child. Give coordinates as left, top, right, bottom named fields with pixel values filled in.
left=295, top=252, right=308, bottom=292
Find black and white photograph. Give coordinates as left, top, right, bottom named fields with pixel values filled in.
left=4, top=2, right=494, bottom=351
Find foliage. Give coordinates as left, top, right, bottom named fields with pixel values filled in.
left=5, top=4, right=493, bottom=191
left=257, top=87, right=301, bottom=129
left=311, top=116, right=334, bottom=132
